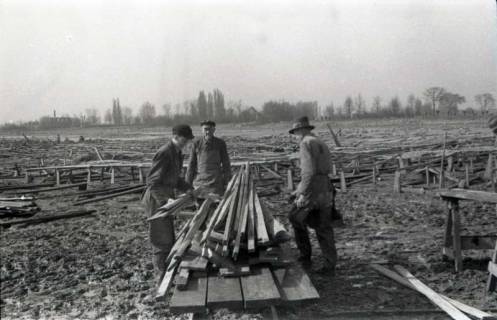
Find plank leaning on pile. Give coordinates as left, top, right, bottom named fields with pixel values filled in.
left=142, top=124, right=196, bottom=283
left=288, top=116, right=337, bottom=275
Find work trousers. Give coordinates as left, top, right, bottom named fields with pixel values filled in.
left=142, top=188, right=175, bottom=277
left=289, top=203, right=337, bottom=269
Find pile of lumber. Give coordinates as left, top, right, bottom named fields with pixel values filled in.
left=0, top=198, right=40, bottom=217
left=154, top=163, right=319, bottom=314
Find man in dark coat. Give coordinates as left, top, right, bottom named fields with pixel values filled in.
left=288, top=116, right=337, bottom=275
left=142, top=124, right=194, bottom=280
left=186, top=120, right=231, bottom=197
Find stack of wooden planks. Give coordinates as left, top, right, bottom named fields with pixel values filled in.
left=155, top=163, right=319, bottom=314
left=0, top=198, right=40, bottom=217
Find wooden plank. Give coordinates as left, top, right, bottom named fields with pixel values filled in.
left=156, top=263, right=178, bottom=299
left=180, top=256, right=209, bottom=271
left=246, top=179, right=256, bottom=253
left=393, top=265, right=471, bottom=320
left=73, top=185, right=145, bottom=205
left=254, top=192, right=270, bottom=246
left=439, top=189, right=497, bottom=204
left=207, top=276, right=244, bottom=310
left=240, top=267, right=281, bottom=308
left=488, top=240, right=497, bottom=292
left=0, top=209, right=96, bottom=228
left=371, top=264, right=496, bottom=320
left=169, top=274, right=208, bottom=314
left=273, top=266, right=319, bottom=303
left=260, top=164, right=282, bottom=179
left=175, top=268, right=190, bottom=290
left=326, top=123, right=341, bottom=147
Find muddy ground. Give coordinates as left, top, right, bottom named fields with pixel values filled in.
left=1, top=119, right=496, bottom=319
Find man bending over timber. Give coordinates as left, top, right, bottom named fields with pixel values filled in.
left=186, top=120, right=232, bottom=197
left=142, top=124, right=194, bottom=282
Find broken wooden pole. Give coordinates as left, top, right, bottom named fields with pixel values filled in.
left=393, top=170, right=402, bottom=193
left=484, top=154, right=494, bottom=180
left=326, top=123, right=341, bottom=147
left=425, top=166, right=430, bottom=187
left=73, top=185, right=145, bottom=205
left=55, top=169, right=61, bottom=186
left=287, top=169, right=294, bottom=191
left=339, top=170, right=347, bottom=192
left=0, top=209, right=96, bottom=228
left=20, top=182, right=87, bottom=194
left=439, top=132, right=447, bottom=189
left=110, top=167, right=115, bottom=184
left=86, top=167, right=92, bottom=184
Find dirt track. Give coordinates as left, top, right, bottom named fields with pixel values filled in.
left=1, top=119, right=496, bottom=319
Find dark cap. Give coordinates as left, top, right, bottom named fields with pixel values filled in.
left=289, top=116, right=315, bottom=134
left=172, top=124, right=194, bottom=139
left=200, top=120, right=216, bottom=127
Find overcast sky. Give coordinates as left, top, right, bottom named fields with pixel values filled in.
left=1, top=0, right=496, bottom=123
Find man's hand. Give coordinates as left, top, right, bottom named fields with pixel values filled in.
left=295, top=194, right=307, bottom=208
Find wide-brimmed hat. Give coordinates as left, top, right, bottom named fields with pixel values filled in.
left=289, top=116, right=315, bottom=134
left=200, top=120, right=216, bottom=127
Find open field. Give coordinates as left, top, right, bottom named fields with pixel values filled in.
left=1, top=119, right=496, bottom=319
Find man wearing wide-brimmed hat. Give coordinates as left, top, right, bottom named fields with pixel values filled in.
left=142, top=124, right=195, bottom=282
left=186, top=120, right=232, bottom=196
left=288, top=116, right=337, bottom=275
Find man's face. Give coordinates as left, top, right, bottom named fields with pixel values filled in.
left=291, top=129, right=305, bottom=141
left=202, top=125, right=215, bottom=139
left=176, top=136, right=192, bottom=149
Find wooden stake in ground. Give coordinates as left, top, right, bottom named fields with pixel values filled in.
left=439, top=131, right=447, bottom=189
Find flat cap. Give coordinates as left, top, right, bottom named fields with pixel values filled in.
left=200, top=120, right=216, bottom=127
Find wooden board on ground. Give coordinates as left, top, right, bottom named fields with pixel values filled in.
left=207, top=275, right=244, bottom=310
left=180, top=256, right=209, bottom=271
left=169, top=274, right=208, bottom=314
left=240, top=267, right=281, bottom=308
left=273, top=265, right=320, bottom=303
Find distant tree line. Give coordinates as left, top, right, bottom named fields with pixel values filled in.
left=1, top=87, right=495, bottom=131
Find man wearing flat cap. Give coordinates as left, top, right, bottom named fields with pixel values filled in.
left=142, top=124, right=195, bottom=281
left=289, top=116, right=337, bottom=275
left=186, top=120, right=232, bottom=197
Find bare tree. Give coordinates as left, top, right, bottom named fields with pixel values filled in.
left=162, top=103, right=171, bottom=119
left=324, top=102, right=335, bottom=119
left=122, top=107, right=133, bottom=125
left=344, top=96, right=354, bottom=118
left=423, top=87, right=446, bottom=114
left=372, top=96, right=382, bottom=114
left=354, top=94, right=365, bottom=116
left=475, top=93, right=496, bottom=114
left=84, top=108, right=100, bottom=125
left=139, top=102, right=156, bottom=124
left=439, top=92, right=465, bottom=116
left=104, top=109, right=112, bottom=124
